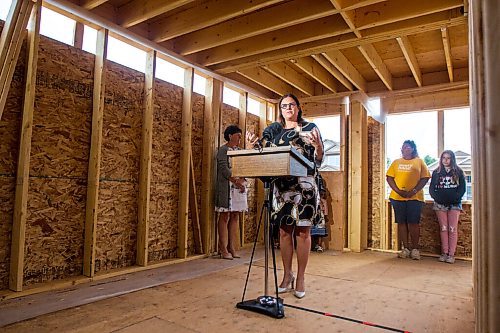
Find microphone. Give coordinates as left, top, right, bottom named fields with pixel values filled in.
left=254, top=122, right=283, bottom=149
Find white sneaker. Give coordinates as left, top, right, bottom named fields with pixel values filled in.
left=410, top=249, right=421, bottom=260
left=438, top=254, right=447, bottom=262
left=398, top=248, right=410, bottom=259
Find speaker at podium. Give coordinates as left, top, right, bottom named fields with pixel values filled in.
left=227, top=146, right=314, bottom=319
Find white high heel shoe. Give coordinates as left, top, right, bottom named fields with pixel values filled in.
left=293, top=290, right=306, bottom=299
left=277, top=273, right=295, bottom=293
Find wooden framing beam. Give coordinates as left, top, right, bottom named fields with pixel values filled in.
left=353, top=0, right=464, bottom=30
left=173, top=0, right=338, bottom=55
left=293, top=56, right=338, bottom=93
left=347, top=100, right=368, bottom=252
left=9, top=0, right=40, bottom=292
left=83, top=28, right=108, bottom=277
left=201, top=78, right=223, bottom=254
left=378, top=122, right=388, bottom=250
left=237, top=67, right=301, bottom=97
left=437, top=110, right=444, bottom=154
left=192, top=16, right=350, bottom=66
left=211, top=12, right=466, bottom=74
left=223, top=72, right=278, bottom=100
left=323, top=50, right=367, bottom=91
left=396, top=36, right=422, bottom=87
left=74, top=22, right=84, bottom=49
left=265, top=62, right=315, bottom=96
left=441, top=27, right=454, bottom=82
left=358, top=44, right=393, bottom=90
left=118, top=0, right=195, bottom=28
left=177, top=67, right=194, bottom=259
left=0, top=0, right=34, bottom=121
left=238, top=92, right=248, bottom=247
left=312, top=54, right=353, bottom=91
left=189, top=149, right=202, bottom=254
left=384, top=87, right=469, bottom=114
left=151, top=0, right=284, bottom=42
left=81, top=0, right=109, bottom=10
left=136, top=50, right=156, bottom=266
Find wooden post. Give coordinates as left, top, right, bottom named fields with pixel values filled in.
left=348, top=100, right=368, bottom=252
left=340, top=103, right=348, bottom=248
left=189, top=148, right=202, bottom=254
left=83, top=28, right=108, bottom=277
left=136, top=50, right=156, bottom=266
left=201, top=78, right=222, bottom=254
left=9, top=0, right=40, bottom=292
left=469, top=0, right=500, bottom=331
left=437, top=110, right=444, bottom=155
left=0, top=0, right=34, bottom=121
left=238, top=92, right=247, bottom=247
left=177, top=67, right=194, bottom=259
left=74, top=22, right=85, bottom=49
left=378, top=122, right=389, bottom=250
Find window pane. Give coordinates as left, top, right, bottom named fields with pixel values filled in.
left=223, top=87, right=240, bottom=108
left=107, top=36, right=146, bottom=73
left=193, top=74, right=206, bottom=95
left=0, top=0, right=13, bottom=21
left=386, top=112, right=438, bottom=165
left=156, top=58, right=184, bottom=87
left=82, top=25, right=97, bottom=54
left=444, top=108, right=471, bottom=154
left=247, top=98, right=260, bottom=116
left=40, top=7, right=76, bottom=46
left=310, top=116, right=341, bottom=171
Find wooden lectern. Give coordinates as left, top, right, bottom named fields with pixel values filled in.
left=227, top=146, right=313, bottom=319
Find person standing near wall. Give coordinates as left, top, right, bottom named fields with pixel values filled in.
left=429, top=150, right=466, bottom=264
left=386, top=140, right=430, bottom=260
left=215, top=125, right=247, bottom=260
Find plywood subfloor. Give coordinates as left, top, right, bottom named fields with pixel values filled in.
left=0, top=250, right=474, bottom=333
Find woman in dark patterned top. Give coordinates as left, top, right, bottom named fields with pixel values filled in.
left=269, top=93, right=324, bottom=299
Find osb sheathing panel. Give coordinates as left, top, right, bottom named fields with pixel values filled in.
left=367, top=117, right=382, bottom=248
left=95, top=182, right=138, bottom=272
left=23, top=178, right=86, bottom=285
left=188, top=94, right=205, bottom=255
left=243, top=114, right=259, bottom=244
left=95, top=61, right=143, bottom=272
left=29, top=38, right=93, bottom=178
left=148, top=80, right=182, bottom=262
left=22, top=36, right=93, bottom=286
left=0, top=23, right=24, bottom=289
left=420, top=202, right=472, bottom=257
left=219, top=104, right=239, bottom=144
left=0, top=179, right=15, bottom=289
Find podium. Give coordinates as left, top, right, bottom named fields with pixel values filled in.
left=227, top=146, right=313, bottom=318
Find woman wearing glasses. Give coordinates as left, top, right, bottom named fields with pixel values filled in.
left=262, top=93, right=324, bottom=299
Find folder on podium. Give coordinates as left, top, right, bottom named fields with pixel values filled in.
left=227, top=146, right=313, bottom=319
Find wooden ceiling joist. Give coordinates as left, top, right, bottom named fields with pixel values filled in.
left=353, top=0, right=464, bottom=30
left=312, top=53, right=354, bottom=91
left=396, top=36, right=422, bottom=87
left=118, top=0, right=195, bottom=28
left=237, top=67, right=301, bottom=97
left=193, top=16, right=350, bottom=67
left=81, top=0, right=109, bottom=10
left=292, top=56, right=338, bottom=93
left=151, top=0, right=285, bottom=42
left=323, top=49, right=367, bottom=92
left=264, top=62, right=315, bottom=96
left=211, top=13, right=466, bottom=74
left=358, top=44, right=393, bottom=90
left=172, top=0, right=338, bottom=55
left=441, top=27, right=454, bottom=82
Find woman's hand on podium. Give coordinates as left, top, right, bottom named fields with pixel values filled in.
left=245, top=131, right=260, bottom=148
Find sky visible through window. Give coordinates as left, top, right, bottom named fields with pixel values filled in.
left=0, top=0, right=12, bottom=21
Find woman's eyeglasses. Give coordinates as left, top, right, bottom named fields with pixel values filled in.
left=280, top=102, right=297, bottom=109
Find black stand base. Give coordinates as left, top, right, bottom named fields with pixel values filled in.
left=236, top=296, right=284, bottom=319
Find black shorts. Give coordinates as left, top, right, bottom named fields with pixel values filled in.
left=390, top=199, right=424, bottom=224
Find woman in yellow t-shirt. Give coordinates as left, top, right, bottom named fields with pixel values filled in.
left=386, top=140, right=431, bottom=260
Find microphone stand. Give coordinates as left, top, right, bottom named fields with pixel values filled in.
left=236, top=176, right=284, bottom=319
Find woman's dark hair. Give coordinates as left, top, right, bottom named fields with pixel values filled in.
left=278, top=93, right=304, bottom=126
left=402, top=140, right=419, bottom=158
left=223, top=124, right=242, bottom=142
left=437, top=150, right=464, bottom=184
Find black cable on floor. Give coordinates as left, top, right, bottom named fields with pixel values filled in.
left=284, top=303, right=411, bottom=333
